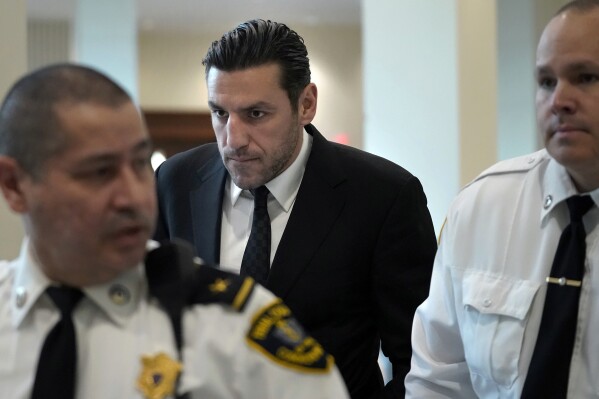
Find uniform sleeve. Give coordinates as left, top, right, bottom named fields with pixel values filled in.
left=404, top=214, right=477, bottom=398
left=233, top=288, right=350, bottom=399
left=232, top=354, right=350, bottom=399
left=183, top=285, right=350, bottom=399
left=372, top=175, right=437, bottom=398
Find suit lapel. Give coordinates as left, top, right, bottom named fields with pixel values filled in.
left=190, top=154, right=227, bottom=265
left=267, top=125, right=347, bottom=298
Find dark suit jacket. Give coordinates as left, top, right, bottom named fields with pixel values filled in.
left=154, top=124, right=437, bottom=398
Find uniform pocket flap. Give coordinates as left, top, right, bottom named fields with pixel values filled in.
left=462, top=272, right=539, bottom=320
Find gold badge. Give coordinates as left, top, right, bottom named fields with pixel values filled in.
left=137, top=352, right=182, bottom=399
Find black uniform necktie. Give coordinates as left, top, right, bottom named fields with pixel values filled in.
left=521, top=195, right=595, bottom=398
left=32, top=286, right=84, bottom=399
left=240, top=186, right=271, bottom=285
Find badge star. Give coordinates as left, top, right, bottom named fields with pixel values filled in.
left=209, top=278, right=231, bottom=294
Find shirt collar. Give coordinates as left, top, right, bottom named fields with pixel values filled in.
left=540, top=155, right=599, bottom=223
left=11, top=238, right=50, bottom=328
left=11, top=238, right=150, bottom=328
left=229, top=128, right=313, bottom=212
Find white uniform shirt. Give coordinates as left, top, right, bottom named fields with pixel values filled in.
left=405, top=149, right=599, bottom=398
left=0, top=240, right=349, bottom=399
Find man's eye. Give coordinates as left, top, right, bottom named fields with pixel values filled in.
left=578, top=73, right=599, bottom=84
left=212, top=109, right=228, bottom=118
left=538, top=77, right=556, bottom=90
left=133, top=156, right=151, bottom=171
left=249, top=110, right=265, bottom=119
left=87, top=166, right=115, bottom=180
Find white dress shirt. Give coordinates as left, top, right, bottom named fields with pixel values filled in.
left=405, top=149, right=599, bottom=398
left=0, top=239, right=349, bottom=399
left=219, top=129, right=313, bottom=272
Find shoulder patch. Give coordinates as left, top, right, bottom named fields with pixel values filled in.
left=192, top=266, right=255, bottom=311
left=246, top=299, right=334, bottom=374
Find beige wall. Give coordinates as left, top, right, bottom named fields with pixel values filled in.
left=139, top=32, right=209, bottom=111
left=457, top=0, right=498, bottom=186
left=0, top=1, right=27, bottom=259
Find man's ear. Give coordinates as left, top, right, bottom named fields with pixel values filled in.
left=0, top=156, right=29, bottom=213
left=298, top=83, right=318, bottom=126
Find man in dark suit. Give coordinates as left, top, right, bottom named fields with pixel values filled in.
left=154, top=19, right=437, bottom=399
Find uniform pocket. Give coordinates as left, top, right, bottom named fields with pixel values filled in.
left=460, top=271, right=539, bottom=388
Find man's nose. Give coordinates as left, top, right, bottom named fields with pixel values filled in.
left=112, top=166, right=153, bottom=210
left=550, top=81, right=577, bottom=115
left=225, top=114, right=249, bottom=150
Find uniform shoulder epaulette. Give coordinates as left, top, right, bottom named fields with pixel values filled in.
left=465, top=149, right=548, bottom=189
left=191, top=265, right=255, bottom=312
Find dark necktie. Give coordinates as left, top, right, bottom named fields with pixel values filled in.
left=521, top=195, right=595, bottom=398
left=32, top=286, right=84, bottom=399
left=240, top=186, right=271, bottom=285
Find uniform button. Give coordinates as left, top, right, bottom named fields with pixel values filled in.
left=109, top=284, right=131, bottom=305
left=193, top=256, right=204, bottom=266
left=527, top=156, right=535, bottom=164
left=15, top=287, right=27, bottom=308
left=544, top=195, right=553, bottom=209
left=482, top=299, right=492, bottom=308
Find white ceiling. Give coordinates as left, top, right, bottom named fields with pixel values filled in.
left=27, top=0, right=361, bottom=34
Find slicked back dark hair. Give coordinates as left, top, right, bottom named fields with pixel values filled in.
left=0, top=63, right=132, bottom=180
left=555, top=0, right=599, bottom=15
left=202, top=19, right=311, bottom=108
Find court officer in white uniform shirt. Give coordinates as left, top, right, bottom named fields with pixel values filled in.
left=0, top=63, right=349, bottom=399
left=405, top=1, right=599, bottom=397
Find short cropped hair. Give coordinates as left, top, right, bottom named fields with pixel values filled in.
left=555, top=0, right=599, bottom=15
left=0, top=63, right=132, bottom=179
left=202, top=19, right=311, bottom=108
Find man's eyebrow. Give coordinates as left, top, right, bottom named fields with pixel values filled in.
left=208, top=100, right=220, bottom=109
left=535, top=65, right=550, bottom=76
left=208, top=100, right=275, bottom=111
left=244, top=101, right=275, bottom=110
left=536, top=61, right=599, bottom=76
left=132, top=138, right=153, bottom=153
left=75, top=139, right=153, bottom=166
left=565, top=61, right=599, bottom=73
